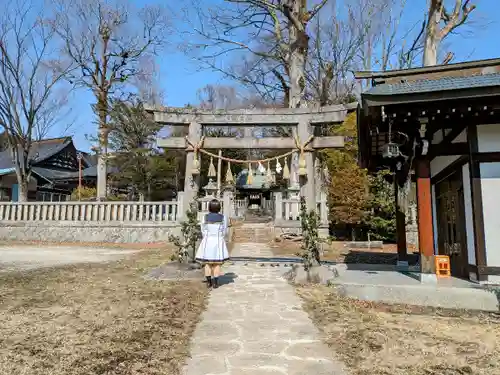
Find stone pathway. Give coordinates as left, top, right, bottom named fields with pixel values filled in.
left=182, top=243, right=347, bottom=375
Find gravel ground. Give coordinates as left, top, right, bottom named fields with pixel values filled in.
left=0, top=245, right=141, bottom=272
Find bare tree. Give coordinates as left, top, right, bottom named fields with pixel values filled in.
left=0, top=0, right=72, bottom=201
left=189, top=0, right=328, bottom=109
left=423, top=0, right=476, bottom=66
left=306, top=0, right=378, bottom=105
left=130, top=55, right=166, bottom=106
left=197, top=84, right=241, bottom=110
left=51, top=0, right=168, bottom=199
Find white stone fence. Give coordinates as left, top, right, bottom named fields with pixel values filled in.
left=0, top=191, right=330, bottom=242
left=0, top=201, right=179, bottom=222
left=273, top=191, right=328, bottom=224
left=0, top=192, right=328, bottom=225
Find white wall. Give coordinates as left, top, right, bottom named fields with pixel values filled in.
left=461, top=163, right=476, bottom=265
left=430, top=129, right=466, bottom=178
left=454, top=129, right=467, bottom=143
left=430, top=155, right=460, bottom=178
left=477, top=124, right=500, bottom=283
left=477, top=124, right=500, bottom=152
left=480, top=162, right=500, bottom=269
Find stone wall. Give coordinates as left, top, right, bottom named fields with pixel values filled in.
left=0, top=221, right=181, bottom=243
left=273, top=219, right=329, bottom=238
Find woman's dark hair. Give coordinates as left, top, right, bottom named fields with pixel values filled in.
left=208, top=199, right=221, bottom=213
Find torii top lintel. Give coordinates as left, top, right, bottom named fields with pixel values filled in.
left=145, top=102, right=358, bottom=125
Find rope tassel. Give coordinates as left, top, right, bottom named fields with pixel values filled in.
left=225, top=162, right=234, bottom=184
left=208, top=156, right=216, bottom=177
left=266, top=161, right=272, bottom=184
left=191, top=154, right=200, bottom=175
left=283, top=158, right=290, bottom=180
left=298, top=152, right=307, bottom=176
left=246, top=163, right=253, bottom=185
left=187, top=135, right=205, bottom=175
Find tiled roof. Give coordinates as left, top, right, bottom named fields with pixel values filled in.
left=236, top=169, right=273, bottom=189
left=0, top=137, right=72, bottom=170
left=364, top=73, right=500, bottom=96
left=46, top=165, right=118, bottom=181
left=32, top=167, right=78, bottom=181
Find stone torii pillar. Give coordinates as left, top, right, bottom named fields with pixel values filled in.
left=183, top=121, right=202, bottom=214
left=298, top=120, right=316, bottom=212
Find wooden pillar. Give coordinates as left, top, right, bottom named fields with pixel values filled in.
left=298, top=121, right=315, bottom=212
left=467, top=124, right=488, bottom=282
left=394, top=182, right=408, bottom=262
left=415, top=158, right=435, bottom=280
left=184, top=122, right=202, bottom=210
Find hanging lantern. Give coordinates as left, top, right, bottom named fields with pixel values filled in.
left=225, top=161, right=234, bottom=184
left=283, top=158, right=290, bottom=180
left=246, top=163, right=253, bottom=185
left=208, top=156, right=216, bottom=177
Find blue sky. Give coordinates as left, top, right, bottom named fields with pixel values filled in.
left=60, top=0, right=499, bottom=152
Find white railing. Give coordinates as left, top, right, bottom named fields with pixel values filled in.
left=233, top=198, right=247, bottom=217
left=262, top=199, right=273, bottom=212
left=197, top=196, right=225, bottom=220
left=0, top=201, right=179, bottom=222
left=282, top=199, right=300, bottom=221
left=274, top=191, right=328, bottom=224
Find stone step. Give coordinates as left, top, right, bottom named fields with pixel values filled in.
left=232, top=225, right=273, bottom=244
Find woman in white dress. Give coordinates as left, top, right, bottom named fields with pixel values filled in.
left=195, top=199, right=230, bottom=288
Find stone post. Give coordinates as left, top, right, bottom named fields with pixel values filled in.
left=320, top=191, right=328, bottom=225
left=274, top=191, right=283, bottom=221
left=216, top=149, right=222, bottom=198
left=223, top=190, right=233, bottom=218
left=223, top=190, right=233, bottom=242
left=176, top=191, right=184, bottom=221
left=298, top=121, right=315, bottom=212
left=184, top=122, right=202, bottom=211
left=96, top=153, right=107, bottom=200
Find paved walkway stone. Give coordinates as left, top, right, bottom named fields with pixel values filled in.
left=182, top=243, right=347, bottom=375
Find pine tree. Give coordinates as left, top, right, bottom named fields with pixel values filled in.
left=169, top=202, right=202, bottom=263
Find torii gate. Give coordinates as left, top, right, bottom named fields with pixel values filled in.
left=147, top=103, right=357, bottom=217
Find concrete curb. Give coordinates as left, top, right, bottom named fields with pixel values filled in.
left=331, top=281, right=500, bottom=312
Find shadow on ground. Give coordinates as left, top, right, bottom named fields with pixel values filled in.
left=218, top=272, right=238, bottom=286
left=342, top=250, right=420, bottom=266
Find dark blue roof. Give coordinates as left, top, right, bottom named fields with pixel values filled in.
left=0, top=137, right=100, bottom=181
left=0, top=137, right=72, bottom=170
left=364, top=73, right=500, bottom=96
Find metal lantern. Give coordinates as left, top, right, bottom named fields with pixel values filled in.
left=381, top=142, right=400, bottom=159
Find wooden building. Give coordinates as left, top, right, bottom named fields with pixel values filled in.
left=355, top=58, right=500, bottom=284
left=0, top=137, right=97, bottom=201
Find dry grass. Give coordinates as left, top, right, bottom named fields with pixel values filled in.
left=0, top=249, right=208, bottom=375
left=271, top=240, right=419, bottom=264
left=297, top=286, right=500, bottom=375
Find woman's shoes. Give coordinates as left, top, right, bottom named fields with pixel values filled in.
left=205, top=276, right=219, bottom=289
